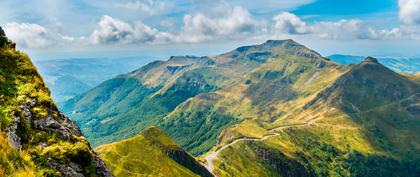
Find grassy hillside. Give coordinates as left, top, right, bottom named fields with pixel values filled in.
left=96, top=127, right=212, bottom=177
left=208, top=57, right=420, bottom=176
left=0, top=133, right=37, bottom=177
left=0, top=27, right=113, bottom=177
left=63, top=38, right=419, bottom=176
left=161, top=54, right=345, bottom=155
left=62, top=39, right=326, bottom=148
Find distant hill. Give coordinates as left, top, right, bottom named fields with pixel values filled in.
left=34, top=57, right=155, bottom=103
left=328, top=54, right=420, bottom=73
left=96, top=127, right=212, bottom=177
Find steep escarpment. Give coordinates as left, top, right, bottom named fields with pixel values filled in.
left=96, top=127, right=212, bottom=177
left=0, top=27, right=113, bottom=177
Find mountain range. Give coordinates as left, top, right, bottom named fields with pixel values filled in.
left=62, top=39, right=420, bottom=176
left=34, top=57, right=155, bottom=103
left=328, top=54, right=420, bottom=73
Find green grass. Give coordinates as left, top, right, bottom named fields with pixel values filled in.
left=0, top=38, right=102, bottom=176
left=96, top=127, right=206, bottom=177
left=209, top=58, right=420, bottom=176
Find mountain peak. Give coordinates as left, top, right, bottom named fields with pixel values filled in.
left=264, top=39, right=298, bottom=45
left=227, top=39, right=324, bottom=61
left=362, top=56, right=379, bottom=64
left=143, top=126, right=166, bottom=137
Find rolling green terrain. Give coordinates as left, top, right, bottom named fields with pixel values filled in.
left=0, top=27, right=113, bottom=176
left=96, top=127, right=212, bottom=177
left=64, top=39, right=420, bottom=176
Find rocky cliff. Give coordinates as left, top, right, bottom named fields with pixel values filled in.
left=0, top=26, right=114, bottom=177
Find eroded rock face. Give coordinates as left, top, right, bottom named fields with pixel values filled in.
left=7, top=116, right=22, bottom=148
left=6, top=97, right=114, bottom=177
left=0, top=27, right=5, bottom=36
left=92, top=153, right=115, bottom=177
left=49, top=159, right=85, bottom=177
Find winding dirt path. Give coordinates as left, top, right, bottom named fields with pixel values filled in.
left=203, top=123, right=309, bottom=176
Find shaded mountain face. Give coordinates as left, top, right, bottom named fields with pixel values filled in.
left=328, top=54, right=420, bottom=73
left=0, top=27, right=113, bottom=177
left=64, top=38, right=420, bottom=176
left=96, top=127, right=212, bottom=177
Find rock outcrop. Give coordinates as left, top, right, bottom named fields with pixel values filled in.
left=0, top=27, right=5, bottom=36
left=0, top=27, right=114, bottom=177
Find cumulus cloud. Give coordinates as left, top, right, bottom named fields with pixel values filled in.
left=311, top=20, right=383, bottom=40
left=273, top=12, right=309, bottom=34
left=90, top=8, right=266, bottom=44
left=90, top=15, right=173, bottom=44
left=271, top=12, right=404, bottom=40
left=178, top=6, right=266, bottom=43
left=3, top=22, right=73, bottom=48
left=5, top=5, right=420, bottom=50
left=399, top=0, right=420, bottom=25
left=116, top=0, right=168, bottom=15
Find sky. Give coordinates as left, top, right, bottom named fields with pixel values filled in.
left=1, top=0, right=420, bottom=60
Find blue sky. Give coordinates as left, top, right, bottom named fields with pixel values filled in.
left=1, top=0, right=420, bottom=60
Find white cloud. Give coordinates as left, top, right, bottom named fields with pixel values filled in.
left=271, top=12, right=406, bottom=40
left=178, top=6, right=266, bottom=43
left=3, top=22, right=73, bottom=48
left=311, top=20, right=378, bottom=40
left=90, top=15, right=173, bottom=45
left=4, top=5, right=420, bottom=50
left=273, top=12, right=309, bottom=35
left=116, top=0, right=168, bottom=15
left=399, top=0, right=420, bottom=25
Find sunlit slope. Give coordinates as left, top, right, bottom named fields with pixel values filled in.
left=161, top=54, right=346, bottom=155
left=207, top=57, right=420, bottom=176
left=96, top=127, right=212, bottom=177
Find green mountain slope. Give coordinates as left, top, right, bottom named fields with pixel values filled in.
left=62, top=39, right=326, bottom=147
left=63, top=38, right=419, bottom=176
left=0, top=27, right=113, bottom=177
left=96, top=127, right=212, bottom=177
left=207, top=57, right=420, bottom=176
left=161, top=53, right=344, bottom=155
